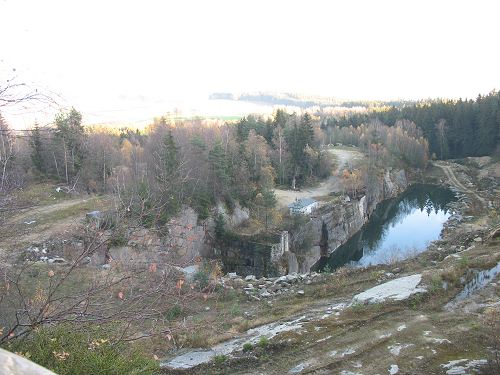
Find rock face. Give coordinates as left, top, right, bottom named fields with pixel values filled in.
left=215, top=202, right=250, bottom=229
left=215, top=231, right=290, bottom=277
left=291, top=169, right=408, bottom=273
left=109, top=207, right=208, bottom=267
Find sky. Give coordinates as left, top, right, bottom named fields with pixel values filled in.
left=1, top=0, right=500, bottom=128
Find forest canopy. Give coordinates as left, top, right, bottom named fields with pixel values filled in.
left=325, top=90, right=500, bottom=159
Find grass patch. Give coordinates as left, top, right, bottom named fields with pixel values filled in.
left=429, top=275, right=444, bottom=294
left=2, top=324, right=158, bottom=375
left=13, top=182, right=72, bottom=206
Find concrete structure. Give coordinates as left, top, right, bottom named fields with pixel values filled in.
left=288, top=198, right=319, bottom=215
left=271, top=231, right=289, bottom=261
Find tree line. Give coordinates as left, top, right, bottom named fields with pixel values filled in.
left=326, top=90, right=500, bottom=159
left=326, top=119, right=429, bottom=168
left=0, top=109, right=332, bottom=230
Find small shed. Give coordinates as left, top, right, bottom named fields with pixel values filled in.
left=288, top=198, right=319, bottom=215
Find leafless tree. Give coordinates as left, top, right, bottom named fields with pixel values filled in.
left=0, top=72, right=55, bottom=109
left=0, top=114, right=14, bottom=192
left=0, top=222, right=210, bottom=346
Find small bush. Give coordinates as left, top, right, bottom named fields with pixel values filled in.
left=409, top=293, right=425, bottom=310
left=257, top=336, right=269, bottom=348
left=213, top=354, right=228, bottom=364
left=242, top=343, right=253, bottom=352
left=193, top=269, right=210, bottom=290
left=164, top=304, right=183, bottom=321
left=230, top=301, right=241, bottom=316
left=350, top=301, right=365, bottom=312
left=109, top=227, right=127, bottom=247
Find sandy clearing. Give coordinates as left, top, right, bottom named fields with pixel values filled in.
left=274, top=147, right=364, bottom=208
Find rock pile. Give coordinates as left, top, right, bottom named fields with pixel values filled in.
left=220, top=272, right=323, bottom=299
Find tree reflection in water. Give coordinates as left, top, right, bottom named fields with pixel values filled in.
left=315, top=184, right=456, bottom=271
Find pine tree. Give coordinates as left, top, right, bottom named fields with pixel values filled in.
left=161, top=130, right=179, bottom=179
left=214, top=212, right=226, bottom=241
left=300, top=112, right=314, bottom=146
left=54, top=108, right=86, bottom=184
left=30, top=123, right=45, bottom=174
left=209, top=141, right=230, bottom=197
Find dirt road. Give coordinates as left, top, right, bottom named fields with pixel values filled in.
left=433, top=161, right=486, bottom=206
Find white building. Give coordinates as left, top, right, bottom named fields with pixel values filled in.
left=288, top=198, right=319, bottom=215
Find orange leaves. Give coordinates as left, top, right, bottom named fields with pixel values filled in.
left=88, top=338, right=109, bottom=350
left=53, top=351, right=70, bottom=361
left=175, top=279, right=184, bottom=290
left=118, top=291, right=124, bottom=300
left=48, top=270, right=55, bottom=278
left=15, top=351, right=31, bottom=359
left=149, top=263, right=157, bottom=273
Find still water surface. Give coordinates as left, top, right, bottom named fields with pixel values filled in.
left=316, top=184, right=457, bottom=270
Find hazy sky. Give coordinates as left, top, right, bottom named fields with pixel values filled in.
left=1, top=0, right=500, bottom=127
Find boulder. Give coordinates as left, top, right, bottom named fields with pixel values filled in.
left=48, top=257, right=66, bottom=264
left=353, top=274, right=426, bottom=304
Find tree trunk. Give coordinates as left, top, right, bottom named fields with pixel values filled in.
left=52, top=151, right=60, bottom=178
left=63, top=142, right=69, bottom=185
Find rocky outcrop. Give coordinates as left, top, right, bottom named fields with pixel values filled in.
left=214, top=202, right=250, bottom=229
left=289, top=169, right=408, bottom=273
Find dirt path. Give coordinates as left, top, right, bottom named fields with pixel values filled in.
left=274, top=147, right=364, bottom=208
left=7, top=197, right=93, bottom=224
left=433, top=161, right=486, bottom=206
left=0, top=195, right=110, bottom=250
